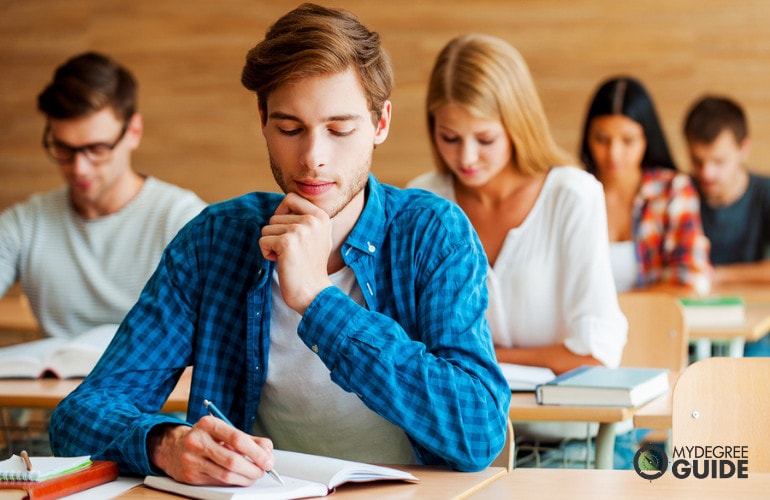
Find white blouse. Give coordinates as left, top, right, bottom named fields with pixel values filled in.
left=409, top=166, right=627, bottom=367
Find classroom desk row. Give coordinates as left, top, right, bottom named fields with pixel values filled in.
left=3, top=286, right=770, bottom=349
left=2, top=284, right=768, bottom=474
left=84, top=466, right=770, bottom=499
left=0, top=373, right=647, bottom=469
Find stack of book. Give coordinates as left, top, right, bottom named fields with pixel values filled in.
left=679, top=296, right=746, bottom=328
left=0, top=455, right=119, bottom=500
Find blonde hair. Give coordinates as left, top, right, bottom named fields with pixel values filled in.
left=426, top=34, right=571, bottom=175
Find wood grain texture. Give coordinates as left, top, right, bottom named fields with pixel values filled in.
left=2, top=0, right=769, bottom=209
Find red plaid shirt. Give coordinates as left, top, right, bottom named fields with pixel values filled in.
left=633, top=168, right=711, bottom=293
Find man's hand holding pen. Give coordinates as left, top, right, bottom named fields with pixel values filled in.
left=146, top=415, right=277, bottom=486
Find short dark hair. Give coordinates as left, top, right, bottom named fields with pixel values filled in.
left=683, top=95, right=748, bottom=144
left=37, top=51, right=137, bottom=122
left=241, top=3, right=393, bottom=127
left=580, top=75, right=677, bottom=174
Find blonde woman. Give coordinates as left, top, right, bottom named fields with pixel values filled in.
left=409, top=34, right=628, bottom=446
left=410, top=34, right=627, bottom=376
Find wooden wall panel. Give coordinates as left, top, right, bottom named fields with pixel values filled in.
left=2, top=0, right=770, bottom=210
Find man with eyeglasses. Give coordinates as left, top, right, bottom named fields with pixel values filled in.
left=0, top=51, right=206, bottom=340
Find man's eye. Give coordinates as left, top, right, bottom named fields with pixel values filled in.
left=86, top=144, right=112, bottom=155
left=331, top=129, right=354, bottom=137
left=440, top=135, right=459, bottom=143
left=51, top=143, right=74, bottom=155
left=278, top=128, right=301, bottom=136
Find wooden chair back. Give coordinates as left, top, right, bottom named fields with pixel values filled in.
left=618, top=292, right=689, bottom=372
left=672, top=357, right=770, bottom=472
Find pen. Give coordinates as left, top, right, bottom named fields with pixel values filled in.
left=203, top=399, right=285, bottom=486
left=20, top=450, right=32, bottom=472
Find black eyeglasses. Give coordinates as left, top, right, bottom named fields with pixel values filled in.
left=42, top=120, right=130, bottom=164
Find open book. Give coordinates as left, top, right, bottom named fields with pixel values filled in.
left=143, top=449, right=419, bottom=500
left=0, top=324, right=118, bottom=379
left=498, top=362, right=556, bottom=391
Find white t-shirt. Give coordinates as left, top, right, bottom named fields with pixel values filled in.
left=610, top=241, right=639, bottom=293
left=409, top=167, right=627, bottom=367
left=253, top=268, right=417, bottom=464
left=0, top=177, right=206, bottom=338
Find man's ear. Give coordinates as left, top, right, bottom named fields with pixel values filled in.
left=373, top=100, right=392, bottom=146
left=126, top=112, right=143, bottom=150
left=739, top=136, right=752, bottom=163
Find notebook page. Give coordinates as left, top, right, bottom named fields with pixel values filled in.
left=0, top=455, right=91, bottom=481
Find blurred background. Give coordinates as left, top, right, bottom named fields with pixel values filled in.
left=2, top=0, right=769, bottom=209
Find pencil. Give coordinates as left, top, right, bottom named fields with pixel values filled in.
left=203, top=399, right=285, bottom=486
left=20, top=450, right=32, bottom=472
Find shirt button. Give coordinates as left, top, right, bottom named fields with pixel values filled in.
left=311, top=344, right=319, bottom=353
left=367, top=242, right=376, bottom=253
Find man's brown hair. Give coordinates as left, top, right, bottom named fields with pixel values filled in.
left=241, top=3, right=393, bottom=127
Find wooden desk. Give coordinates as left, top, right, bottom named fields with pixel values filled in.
left=689, top=302, right=770, bottom=359
left=508, top=392, right=644, bottom=469
left=689, top=302, right=770, bottom=342
left=711, top=282, right=770, bottom=304
left=468, top=468, right=769, bottom=499
left=633, top=387, right=673, bottom=431
left=0, top=367, right=192, bottom=412
left=0, top=292, right=39, bottom=346
left=631, top=372, right=680, bottom=434
left=116, top=465, right=507, bottom=499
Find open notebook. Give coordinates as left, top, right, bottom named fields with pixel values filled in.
left=0, top=455, right=91, bottom=481
left=144, top=449, right=419, bottom=499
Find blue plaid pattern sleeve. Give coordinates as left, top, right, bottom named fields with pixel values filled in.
left=49, top=175, right=510, bottom=475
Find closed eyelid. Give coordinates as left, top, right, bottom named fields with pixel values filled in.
left=51, top=139, right=113, bottom=150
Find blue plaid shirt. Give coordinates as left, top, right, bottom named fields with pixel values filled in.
left=50, top=175, right=510, bottom=474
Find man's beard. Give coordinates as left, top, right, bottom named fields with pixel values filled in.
left=268, top=155, right=370, bottom=219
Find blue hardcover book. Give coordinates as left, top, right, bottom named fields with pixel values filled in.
left=535, top=366, right=669, bottom=407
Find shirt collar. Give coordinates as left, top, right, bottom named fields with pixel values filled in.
left=343, top=174, right=386, bottom=258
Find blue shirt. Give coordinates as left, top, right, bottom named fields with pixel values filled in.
left=699, top=172, right=770, bottom=264
left=50, top=175, right=511, bottom=474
